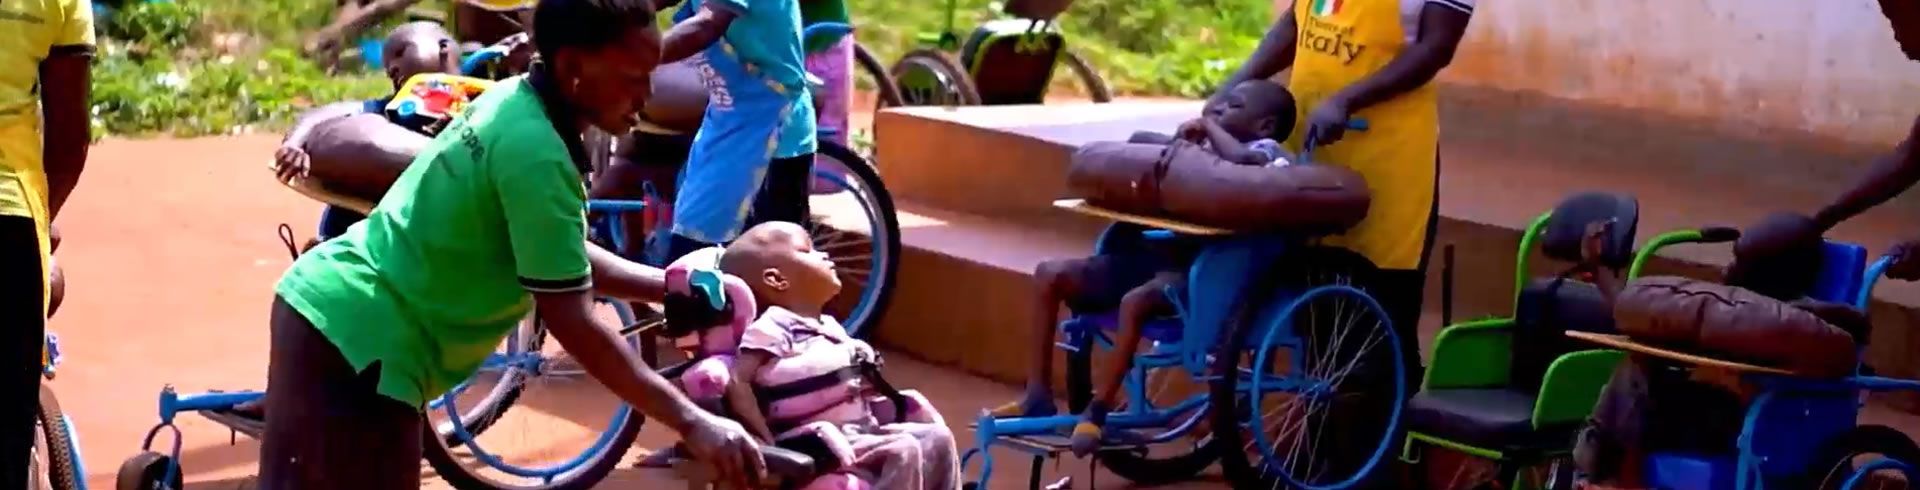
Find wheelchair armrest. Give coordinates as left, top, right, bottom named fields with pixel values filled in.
left=762, top=445, right=819, bottom=481
left=1531, top=349, right=1626, bottom=429
left=1424, top=318, right=1516, bottom=391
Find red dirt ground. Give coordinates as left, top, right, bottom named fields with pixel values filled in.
left=47, top=133, right=1230, bottom=489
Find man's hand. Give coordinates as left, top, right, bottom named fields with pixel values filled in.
left=1888, top=240, right=1920, bottom=281
left=1303, top=97, right=1354, bottom=149
left=273, top=145, right=311, bottom=183
left=679, top=411, right=767, bottom=487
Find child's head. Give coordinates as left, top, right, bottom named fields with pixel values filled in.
left=1884, top=0, right=1920, bottom=61
left=1204, top=79, right=1296, bottom=143
left=719, top=222, right=842, bottom=311
left=382, top=22, right=460, bottom=89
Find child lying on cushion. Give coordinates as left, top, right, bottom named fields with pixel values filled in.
left=1567, top=215, right=1874, bottom=490
left=656, top=222, right=960, bottom=489
left=990, top=77, right=1298, bottom=457
left=1129, top=78, right=1299, bottom=167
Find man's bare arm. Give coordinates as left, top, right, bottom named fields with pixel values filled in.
left=536, top=290, right=707, bottom=433
left=1325, top=5, right=1470, bottom=113
left=40, top=51, right=91, bottom=220
left=588, top=243, right=668, bottom=303
left=1813, top=116, right=1920, bottom=230
left=661, top=4, right=739, bottom=64
left=283, top=102, right=372, bottom=148
left=1218, top=6, right=1299, bottom=95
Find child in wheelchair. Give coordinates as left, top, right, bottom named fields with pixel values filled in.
left=989, top=78, right=1298, bottom=456
left=1128, top=79, right=1298, bottom=167
left=271, top=22, right=529, bottom=251
left=1563, top=214, right=1878, bottom=490
left=653, top=221, right=960, bottom=489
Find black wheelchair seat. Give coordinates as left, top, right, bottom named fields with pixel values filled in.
left=1407, top=388, right=1581, bottom=451
left=959, top=22, right=1065, bottom=105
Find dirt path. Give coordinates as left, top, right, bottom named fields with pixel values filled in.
left=48, top=128, right=1225, bottom=489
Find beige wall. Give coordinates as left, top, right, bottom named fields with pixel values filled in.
left=1274, top=0, right=1920, bottom=145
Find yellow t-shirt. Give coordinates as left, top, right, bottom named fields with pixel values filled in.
left=2, top=0, right=95, bottom=309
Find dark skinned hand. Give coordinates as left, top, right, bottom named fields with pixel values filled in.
left=680, top=411, right=767, bottom=487
left=1888, top=239, right=1920, bottom=281
left=1175, top=118, right=1209, bottom=143
left=1303, top=96, right=1355, bottom=149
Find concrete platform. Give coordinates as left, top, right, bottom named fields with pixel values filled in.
left=867, top=96, right=1920, bottom=411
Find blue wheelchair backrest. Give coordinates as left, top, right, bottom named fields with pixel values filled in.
left=1808, top=240, right=1867, bottom=305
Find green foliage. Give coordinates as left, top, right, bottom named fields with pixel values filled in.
left=846, top=0, right=1273, bottom=98
left=90, top=0, right=390, bottom=137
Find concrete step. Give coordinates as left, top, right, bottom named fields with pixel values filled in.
left=866, top=97, right=1920, bottom=412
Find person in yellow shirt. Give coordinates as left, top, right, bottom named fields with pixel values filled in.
left=1217, top=0, right=1472, bottom=380
left=1, top=0, right=95, bottom=486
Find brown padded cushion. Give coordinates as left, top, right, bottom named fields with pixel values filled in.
left=1614, top=276, right=1859, bottom=378
left=1066, top=141, right=1371, bottom=233
left=640, top=60, right=710, bottom=134
left=302, top=113, right=431, bottom=204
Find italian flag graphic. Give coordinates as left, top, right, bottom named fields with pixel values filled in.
left=1311, top=0, right=1342, bottom=17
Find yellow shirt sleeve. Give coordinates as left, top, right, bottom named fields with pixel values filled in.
left=55, top=0, right=97, bottom=49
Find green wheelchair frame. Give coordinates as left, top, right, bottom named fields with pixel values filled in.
left=1403, top=211, right=1739, bottom=489
left=887, top=0, right=1110, bottom=107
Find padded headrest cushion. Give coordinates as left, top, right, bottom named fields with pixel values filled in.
left=1540, top=192, right=1639, bottom=268
left=662, top=247, right=756, bottom=340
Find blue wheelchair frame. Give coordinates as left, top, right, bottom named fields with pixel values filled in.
left=964, top=227, right=1406, bottom=489
left=1626, top=242, right=1920, bottom=490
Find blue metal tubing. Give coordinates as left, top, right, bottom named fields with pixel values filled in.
left=158, top=389, right=263, bottom=424
left=1844, top=457, right=1917, bottom=489
left=1856, top=256, right=1893, bottom=309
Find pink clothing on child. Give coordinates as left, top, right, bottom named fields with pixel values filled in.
left=741, top=306, right=872, bottom=427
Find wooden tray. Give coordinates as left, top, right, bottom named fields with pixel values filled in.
left=1051, top=199, right=1232, bottom=236
left=1565, top=331, right=1795, bottom=375
left=282, top=175, right=377, bottom=214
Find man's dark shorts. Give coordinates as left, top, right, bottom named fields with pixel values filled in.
left=259, top=296, right=422, bottom=489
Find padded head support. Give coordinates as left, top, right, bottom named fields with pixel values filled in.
left=661, top=247, right=757, bottom=339
left=1540, top=192, right=1639, bottom=269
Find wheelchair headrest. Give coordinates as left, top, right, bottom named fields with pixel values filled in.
left=663, top=247, right=757, bottom=339
left=1540, top=192, right=1639, bottom=269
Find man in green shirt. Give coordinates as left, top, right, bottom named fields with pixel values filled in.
left=258, top=0, right=765, bottom=488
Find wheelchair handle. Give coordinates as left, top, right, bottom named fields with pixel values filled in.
left=1297, top=118, right=1371, bottom=165
left=460, top=48, right=507, bottom=77
left=1857, top=255, right=1895, bottom=310
left=1627, top=226, right=1742, bottom=279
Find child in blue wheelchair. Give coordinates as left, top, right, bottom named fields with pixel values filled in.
left=988, top=78, right=1298, bottom=456
left=655, top=222, right=960, bottom=489
left=1566, top=214, right=1882, bottom=490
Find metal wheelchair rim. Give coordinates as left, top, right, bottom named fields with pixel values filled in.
left=1246, top=285, right=1406, bottom=490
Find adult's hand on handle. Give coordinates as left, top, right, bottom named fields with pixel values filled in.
left=1887, top=239, right=1920, bottom=281
left=1303, top=96, right=1355, bottom=150
left=680, top=411, right=767, bottom=488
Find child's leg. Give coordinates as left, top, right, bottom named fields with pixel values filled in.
left=258, top=297, right=423, bottom=489
left=986, top=258, right=1101, bottom=418
left=1574, top=359, right=1654, bottom=488
left=1070, top=272, right=1181, bottom=455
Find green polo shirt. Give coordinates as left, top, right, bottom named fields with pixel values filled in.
left=276, top=73, right=594, bottom=407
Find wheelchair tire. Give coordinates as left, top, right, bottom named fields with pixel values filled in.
left=33, top=386, right=79, bottom=490
left=855, top=42, right=903, bottom=110
left=422, top=301, right=654, bottom=490
left=1061, top=49, right=1111, bottom=103
left=429, top=316, right=547, bottom=446
left=1809, top=424, right=1920, bottom=490
left=889, top=49, right=981, bottom=107
left=1064, top=339, right=1222, bottom=485
left=1207, top=251, right=1406, bottom=490
left=114, top=451, right=181, bottom=490
left=812, top=141, right=901, bottom=339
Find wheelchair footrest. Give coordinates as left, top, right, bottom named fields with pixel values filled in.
left=993, top=429, right=1153, bottom=456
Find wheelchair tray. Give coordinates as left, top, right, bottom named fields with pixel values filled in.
left=1565, top=331, right=1794, bottom=375
left=282, top=175, right=377, bottom=215
left=1051, top=199, right=1232, bottom=236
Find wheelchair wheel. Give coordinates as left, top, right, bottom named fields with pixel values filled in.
left=889, top=48, right=980, bottom=107
left=1063, top=333, right=1221, bottom=485
left=854, top=42, right=903, bottom=111
left=114, top=451, right=181, bottom=490
left=32, top=386, right=79, bottom=490
left=1810, top=424, right=1920, bottom=490
left=1208, top=260, right=1406, bottom=490
left=1059, top=49, right=1112, bottom=103
left=810, top=141, right=901, bottom=339
left=421, top=299, right=650, bottom=490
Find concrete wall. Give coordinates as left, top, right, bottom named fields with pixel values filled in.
left=1274, top=0, right=1920, bottom=146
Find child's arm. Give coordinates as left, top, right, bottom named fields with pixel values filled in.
left=725, top=350, right=780, bottom=443
left=660, top=2, right=742, bottom=65
left=1199, top=119, right=1273, bottom=166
